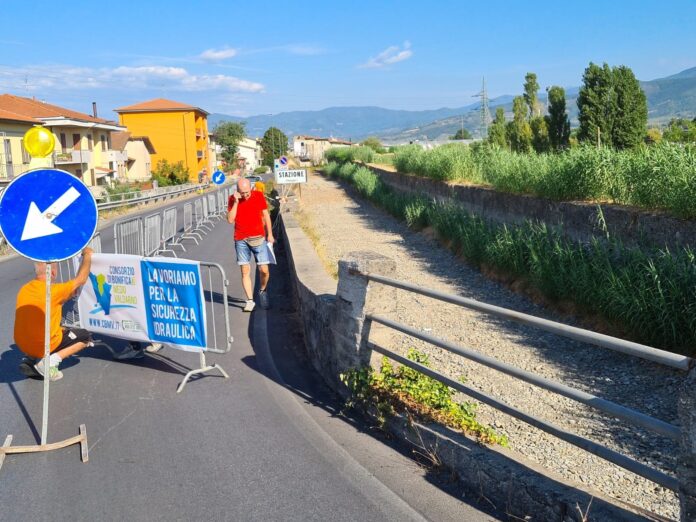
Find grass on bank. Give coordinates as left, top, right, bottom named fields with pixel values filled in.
left=323, top=161, right=696, bottom=356
left=341, top=349, right=507, bottom=445
left=326, top=143, right=696, bottom=219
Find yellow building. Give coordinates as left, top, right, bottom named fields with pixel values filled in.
left=0, top=108, right=35, bottom=182
left=115, top=98, right=210, bottom=183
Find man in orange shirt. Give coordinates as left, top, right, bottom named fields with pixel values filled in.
left=14, top=247, right=94, bottom=381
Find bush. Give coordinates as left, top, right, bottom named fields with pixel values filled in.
left=152, top=159, right=190, bottom=186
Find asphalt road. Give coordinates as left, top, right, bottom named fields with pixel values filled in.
left=0, top=186, right=499, bottom=521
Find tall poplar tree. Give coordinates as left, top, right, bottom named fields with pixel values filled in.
left=611, top=66, right=648, bottom=149
left=545, top=86, right=571, bottom=151
left=508, top=96, right=533, bottom=152
left=577, top=62, right=615, bottom=146
left=523, top=72, right=541, bottom=119
left=488, top=107, right=508, bottom=148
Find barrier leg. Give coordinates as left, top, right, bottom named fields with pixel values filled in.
left=0, top=424, right=88, bottom=471
left=176, top=351, right=229, bottom=394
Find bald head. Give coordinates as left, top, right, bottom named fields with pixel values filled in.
left=237, top=178, right=251, bottom=192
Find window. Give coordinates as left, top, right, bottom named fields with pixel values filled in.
left=88, top=134, right=93, bottom=151
left=73, top=134, right=81, bottom=150
left=100, top=135, right=107, bottom=150
left=75, top=168, right=82, bottom=178
left=60, top=132, right=67, bottom=150
left=20, top=139, right=31, bottom=163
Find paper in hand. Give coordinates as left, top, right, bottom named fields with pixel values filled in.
left=266, top=242, right=277, bottom=265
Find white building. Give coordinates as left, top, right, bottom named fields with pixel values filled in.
left=237, top=137, right=262, bottom=172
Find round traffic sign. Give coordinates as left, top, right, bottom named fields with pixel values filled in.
left=280, top=156, right=288, bottom=165
left=212, top=170, right=226, bottom=185
left=0, top=168, right=98, bottom=262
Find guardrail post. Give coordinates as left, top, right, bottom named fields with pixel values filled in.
left=335, top=252, right=396, bottom=380
left=679, top=365, right=696, bottom=520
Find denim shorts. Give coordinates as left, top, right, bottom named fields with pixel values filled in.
left=235, top=239, right=270, bottom=265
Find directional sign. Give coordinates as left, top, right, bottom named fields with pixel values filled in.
left=0, top=168, right=98, bottom=262
left=275, top=169, right=307, bottom=185
left=212, top=170, right=225, bottom=185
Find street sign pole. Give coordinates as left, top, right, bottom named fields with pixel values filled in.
left=41, top=263, right=52, bottom=445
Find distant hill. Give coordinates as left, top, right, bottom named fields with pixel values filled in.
left=209, top=66, right=696, bottom=143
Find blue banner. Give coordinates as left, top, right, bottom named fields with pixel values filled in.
left=141, top=259, right=206, bottom=349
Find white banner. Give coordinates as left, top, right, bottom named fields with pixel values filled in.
left=78, top=253, right=207, bottom=352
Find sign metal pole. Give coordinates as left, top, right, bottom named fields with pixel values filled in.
left=41, top=262, right=52, bottom=445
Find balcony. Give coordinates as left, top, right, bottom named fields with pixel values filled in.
left=54, top=150, right=91, bottom=165
left=104, top=149, right=127, bottom=163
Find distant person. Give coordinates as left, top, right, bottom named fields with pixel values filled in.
left=227, top=178, right=274, bottom=312
left=254, top=179, right=265, bottom=193
left=14, top=248, right=95, bottom=381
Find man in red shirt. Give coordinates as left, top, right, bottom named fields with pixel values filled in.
left=227, top=178, right=275, bottom=311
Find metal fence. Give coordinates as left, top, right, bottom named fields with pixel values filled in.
left=354, top=270, right=692, bottom=492
left=143, top=213, right=162, bottom=256
left=114, top=216, right=143, bottom=255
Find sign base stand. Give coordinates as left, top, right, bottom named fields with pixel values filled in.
left=177, top=351, right=228, bottom=394
left=0, top=424, right=88, bottom=471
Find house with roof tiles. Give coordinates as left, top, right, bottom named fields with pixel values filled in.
left=111, top=131, right=155, bottom=182
left=0, top=94, right=126, bottom=187
left=292, top=135, right=353, bottom=165
left=115, top=98, right=210, bottom=183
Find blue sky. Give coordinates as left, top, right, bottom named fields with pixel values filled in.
left=1, top=0, right=694, bottom=119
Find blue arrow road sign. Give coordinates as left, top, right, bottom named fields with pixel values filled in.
left=212, top=170, right=225, bottom=185
left=0, top=168, right=98, bottom=262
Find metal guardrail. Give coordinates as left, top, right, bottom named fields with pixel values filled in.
left=97, top=183, right=205, bottom=211
left=353, top=270, right=690, bottom=492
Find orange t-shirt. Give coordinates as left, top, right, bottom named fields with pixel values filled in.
left=14, top=280, right=75, bottom=358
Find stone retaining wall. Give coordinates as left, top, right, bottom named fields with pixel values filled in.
left=279, top=204, right=652, bottom=521
left=369, top=164, right=696, bottom=250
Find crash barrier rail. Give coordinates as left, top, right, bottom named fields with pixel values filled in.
left=352, top=269, right=691, bottom=492
left=95, top=183, right=206, bottom=211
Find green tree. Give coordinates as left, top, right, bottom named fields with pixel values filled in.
left=260, top=127, right=288, bottom=166
left=214, top=121, right=246, bottom=166
left=152, top=159, right=190, bottom=186
left=545, top=86, right=571, bottom=151
left=523, top=72, right=541, bottom=119
left=361, top=136, right=384, bottom=152
left=530, top=117, right=550, bottom=153
left=508, top=96, right=533, bottom=152
left=488, top=108, right=508, bottom=148
left=663, top=118, right=696, bottom=143
left=577, top=62, right=615, bottom=146
left=451, top=128, right=472, bottom=140
left=611, top=66, right=647, bottom=149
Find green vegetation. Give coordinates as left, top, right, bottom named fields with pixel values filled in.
left=360, top=136, right=386, bottom=153
left=341, top=349, right=507, bottom=445
left=253, top=165, right=269, bottom=174
left=152, top=159, right=190, bottom=186
left=325, top=145, right=376, bottom=164
left=214, top=121, right=246, bottom=166
left=387, top=142, right=696, bottom=218
left=577, top=63, right=648, bottom=149
left=260, top=127, right=289, bottom=166
left=662, top=118, right=696, bottom=143
left=450, top=128, right=472, bottom=140
left=324, top=160, right=696, bottom=355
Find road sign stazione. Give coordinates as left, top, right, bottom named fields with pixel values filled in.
left=0, top=168, right=98, bottom=262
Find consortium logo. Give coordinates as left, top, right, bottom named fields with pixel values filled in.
left=88, top=272, right=137, bottom=315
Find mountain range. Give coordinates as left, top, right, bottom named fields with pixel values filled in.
left=209, top=66, right=696, bottom=143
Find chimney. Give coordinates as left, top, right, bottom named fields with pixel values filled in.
left=92, top=102, right=98, bottom=118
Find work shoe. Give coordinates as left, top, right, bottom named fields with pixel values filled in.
left=34, top=359, right=63, bottom=381
left=145, top=343, right=163, bottom=353
left=115, top=343, right=145, bottom=360
left=19, top=358, right=40, bottom=378
left=243, top=299, right=256, bottom=312
left=258, top=290, right=270, bottom=310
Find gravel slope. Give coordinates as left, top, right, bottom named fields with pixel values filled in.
left=295, top=172, right=682, bottom=520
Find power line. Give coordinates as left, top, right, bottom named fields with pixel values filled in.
left=472, top=77, right=491, bottom=139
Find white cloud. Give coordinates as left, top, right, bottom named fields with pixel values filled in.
left=199, top=47, right=238, bottom=62
left=0, top=64, right=264, bottom=93
left=359, top=41, right=413, bottom=69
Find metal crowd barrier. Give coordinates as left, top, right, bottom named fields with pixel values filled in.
left=162, top=207, right=185, bottom=255
left=114, top=216, right=144, bottom=255
left=180, top=202, right=202, bottom=245
left=354, top=270, right=691, bottom=492
left=206, top=194, right=221, bottom=222
left=143, top=213, right=162, bottom=256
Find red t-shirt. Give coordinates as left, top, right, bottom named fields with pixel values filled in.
left=228, top=191, right=268, bottom=241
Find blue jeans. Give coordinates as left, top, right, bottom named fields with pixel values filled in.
left=235, top=238, right=270, bottom=265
